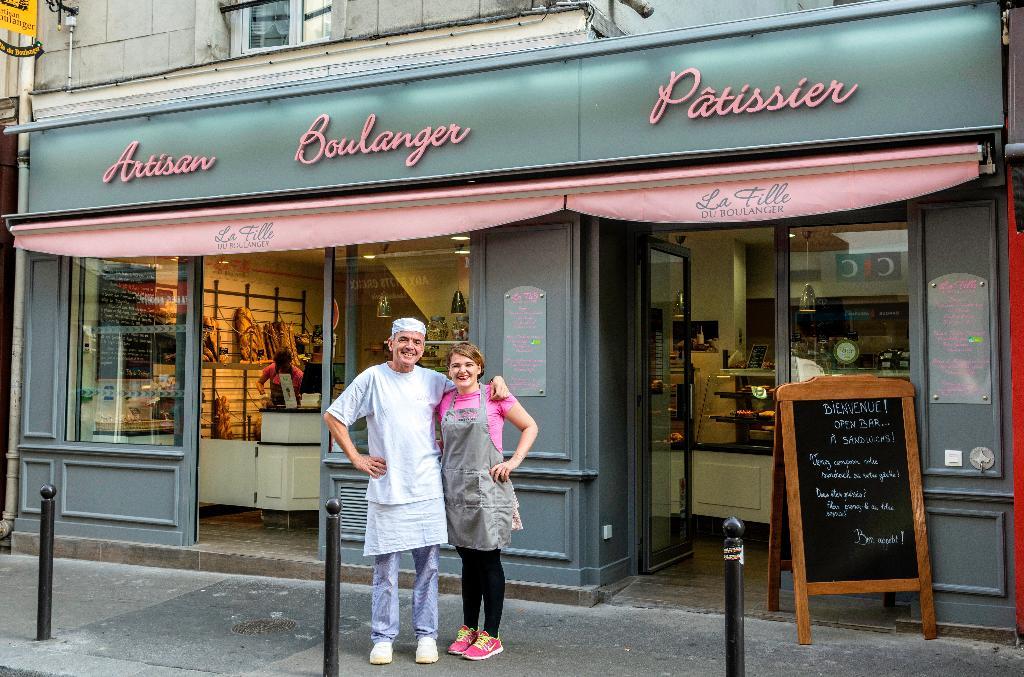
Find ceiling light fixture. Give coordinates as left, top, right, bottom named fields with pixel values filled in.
left=451, top=289, right=467, bottom=314
left=376, top=293, right=391, bottom=318
left=798, top=231, right=816, bottom=314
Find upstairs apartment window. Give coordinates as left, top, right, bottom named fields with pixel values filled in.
left=236, top=0, right=331, bottom=54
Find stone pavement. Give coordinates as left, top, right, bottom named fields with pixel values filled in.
left=0, top=554, right=1021, bottom=676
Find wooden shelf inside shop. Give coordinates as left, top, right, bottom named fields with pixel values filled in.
left=201, top=361, right=271, bottom=371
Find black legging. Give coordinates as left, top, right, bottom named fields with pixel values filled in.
left=456, top=547, right=504, bottom=636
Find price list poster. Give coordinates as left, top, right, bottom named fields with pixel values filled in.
left=502, top=286, right=547, bottom=396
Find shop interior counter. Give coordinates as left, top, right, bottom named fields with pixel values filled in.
left=692, top=367, right=775, bottom=523
left=199, top=407, right=321, bottom=526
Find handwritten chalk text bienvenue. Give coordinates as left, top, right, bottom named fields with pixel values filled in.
left=294, top=113, right=471, bottom=168
left=649, top=67, right=858, bottom=124
left=103, top=141, right=216, bottom=183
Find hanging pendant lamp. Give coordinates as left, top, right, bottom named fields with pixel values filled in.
left=673, top=290, right=685, bottom=318
left=799, top=283, right=817, bottom=313
left=451, top=289, right=467, bottom=314
left=376, top=293, right=392, bottom=318
left=798, top=231, right=817, bottom=313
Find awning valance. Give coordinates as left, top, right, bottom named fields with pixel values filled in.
left=10, top=142, right=981, bottom=257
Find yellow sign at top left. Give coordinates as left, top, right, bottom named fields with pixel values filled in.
left=0, top=0, right=36, bottom=39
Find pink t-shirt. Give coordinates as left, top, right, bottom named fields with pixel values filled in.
left=261, top=364, right=304, bottom=392
left=437, top=384, right=518, bottom=452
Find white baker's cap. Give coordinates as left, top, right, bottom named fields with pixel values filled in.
left=391, top=317, right=426, bottom=337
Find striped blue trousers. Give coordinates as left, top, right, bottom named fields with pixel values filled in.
left=370, top=544, right=439, bottom=643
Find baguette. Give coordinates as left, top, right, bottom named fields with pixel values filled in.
left=233, top=307, right=260, bottom=362
left=213, top=395, right=233, bottom=440
left=202, top=316, right=218, bottom=361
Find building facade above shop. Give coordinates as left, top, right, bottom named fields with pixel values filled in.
left=12, top=1, right=1003, bottom=218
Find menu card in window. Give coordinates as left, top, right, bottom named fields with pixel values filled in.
left=97, top=261, right=159, bottom=381
left=926, top=273, right=991, bottom=404
left=502, top=286, right=546, bottom=397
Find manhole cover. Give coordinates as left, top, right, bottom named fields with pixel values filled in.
left=231, top=618, right=297, bottom=635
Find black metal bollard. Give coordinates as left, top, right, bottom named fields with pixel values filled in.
left=723, top=516, right=745, bottom=677
left=37, top=484, right=57, bottom=642
left=323, top=497, right=342, bottom=677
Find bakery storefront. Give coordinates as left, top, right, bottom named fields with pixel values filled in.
left=7, top=1, right=1017, bottom=628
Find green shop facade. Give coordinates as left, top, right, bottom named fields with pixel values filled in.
left=6, top=1, right=1019, bottom=630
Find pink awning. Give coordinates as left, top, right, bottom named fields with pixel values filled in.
left=566, top=142, right=982, bottom=223
left=11, top=142, right=980, bottom=257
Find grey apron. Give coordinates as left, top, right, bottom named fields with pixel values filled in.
left=441, top=389, right=514, bottom=550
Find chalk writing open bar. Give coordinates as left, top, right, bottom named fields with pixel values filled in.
left=768, top=375, right=936, bottom=645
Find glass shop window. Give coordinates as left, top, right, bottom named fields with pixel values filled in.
left=330, top=235, right=472, bottom=402
left=66, top=257, right=190, bottom=446
left=200, top=250, right=326, bottom=443
left=241, top=0, right=331, bottom=53
left=789, top=223, right=910, bottom=382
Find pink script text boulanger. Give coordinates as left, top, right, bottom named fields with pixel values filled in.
left=294, top=113, right=471, bottom=168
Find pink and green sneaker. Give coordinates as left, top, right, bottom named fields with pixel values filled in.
left=463, top=631, right=503, bottom=661
left=447, top=626, right=477, bottom=655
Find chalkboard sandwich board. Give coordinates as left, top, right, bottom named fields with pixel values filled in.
left=766, top=375, right=935, bottom=645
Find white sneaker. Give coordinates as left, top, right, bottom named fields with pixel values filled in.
left=369, top=641, right=393, bottom=665
left=416, top=636, right=439, bottom=664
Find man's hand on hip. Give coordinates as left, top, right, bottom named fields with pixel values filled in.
left=352, top=454, right=388, bottom=478
left=489, top=375, right=510, bottom=400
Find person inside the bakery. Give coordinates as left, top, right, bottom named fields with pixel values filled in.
left=258, top=349, right=304, bottom=406
left=322, top=318, right=509, bottom=667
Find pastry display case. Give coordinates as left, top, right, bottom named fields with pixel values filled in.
left=695, top=369, right=776, bottom=454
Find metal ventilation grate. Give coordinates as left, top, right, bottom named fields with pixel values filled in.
left=336, top=484, right=368, bottom=535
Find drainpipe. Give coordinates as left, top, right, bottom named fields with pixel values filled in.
left=0, top=35, right=35, bottom=541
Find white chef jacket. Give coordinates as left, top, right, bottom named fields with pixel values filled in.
left=326, top=363, right=453, bottom=505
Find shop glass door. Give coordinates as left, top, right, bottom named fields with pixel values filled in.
left=641, top=238, right=693, bottom=571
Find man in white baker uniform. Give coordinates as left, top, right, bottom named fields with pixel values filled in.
left=323, top=318, right=508, bottom=666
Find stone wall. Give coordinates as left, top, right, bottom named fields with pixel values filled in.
left=32, top=1, right=836, bottom=90
left=34, top=0, right=229, bottom=90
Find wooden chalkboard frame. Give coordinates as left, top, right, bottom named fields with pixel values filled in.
left=766, top=375, right=936, bottom=644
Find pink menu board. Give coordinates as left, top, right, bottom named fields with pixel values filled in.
left=503, top=286, right=546, bottom=397
left=926, top=273, right=991, bottom=405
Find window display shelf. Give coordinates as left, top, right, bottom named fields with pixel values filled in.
left=202, top=361, right=272, bottom=371
left=716, top=368, right=775, bottom=377
left=828, top=367, right=911, bottom=378
left=710, top=415, right=775, bottom=426
left=694, top=442, right=774, bottom=456
left=715, top=391, right=773, bottom=399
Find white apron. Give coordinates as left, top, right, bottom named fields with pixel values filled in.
left=363, top=496, right=447, bottom=557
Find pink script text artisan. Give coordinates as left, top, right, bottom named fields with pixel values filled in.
left=102, top=141, right=217, bottom=183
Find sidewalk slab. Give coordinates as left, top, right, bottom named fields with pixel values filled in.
left=0, top=554, right=1022, bottom=676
